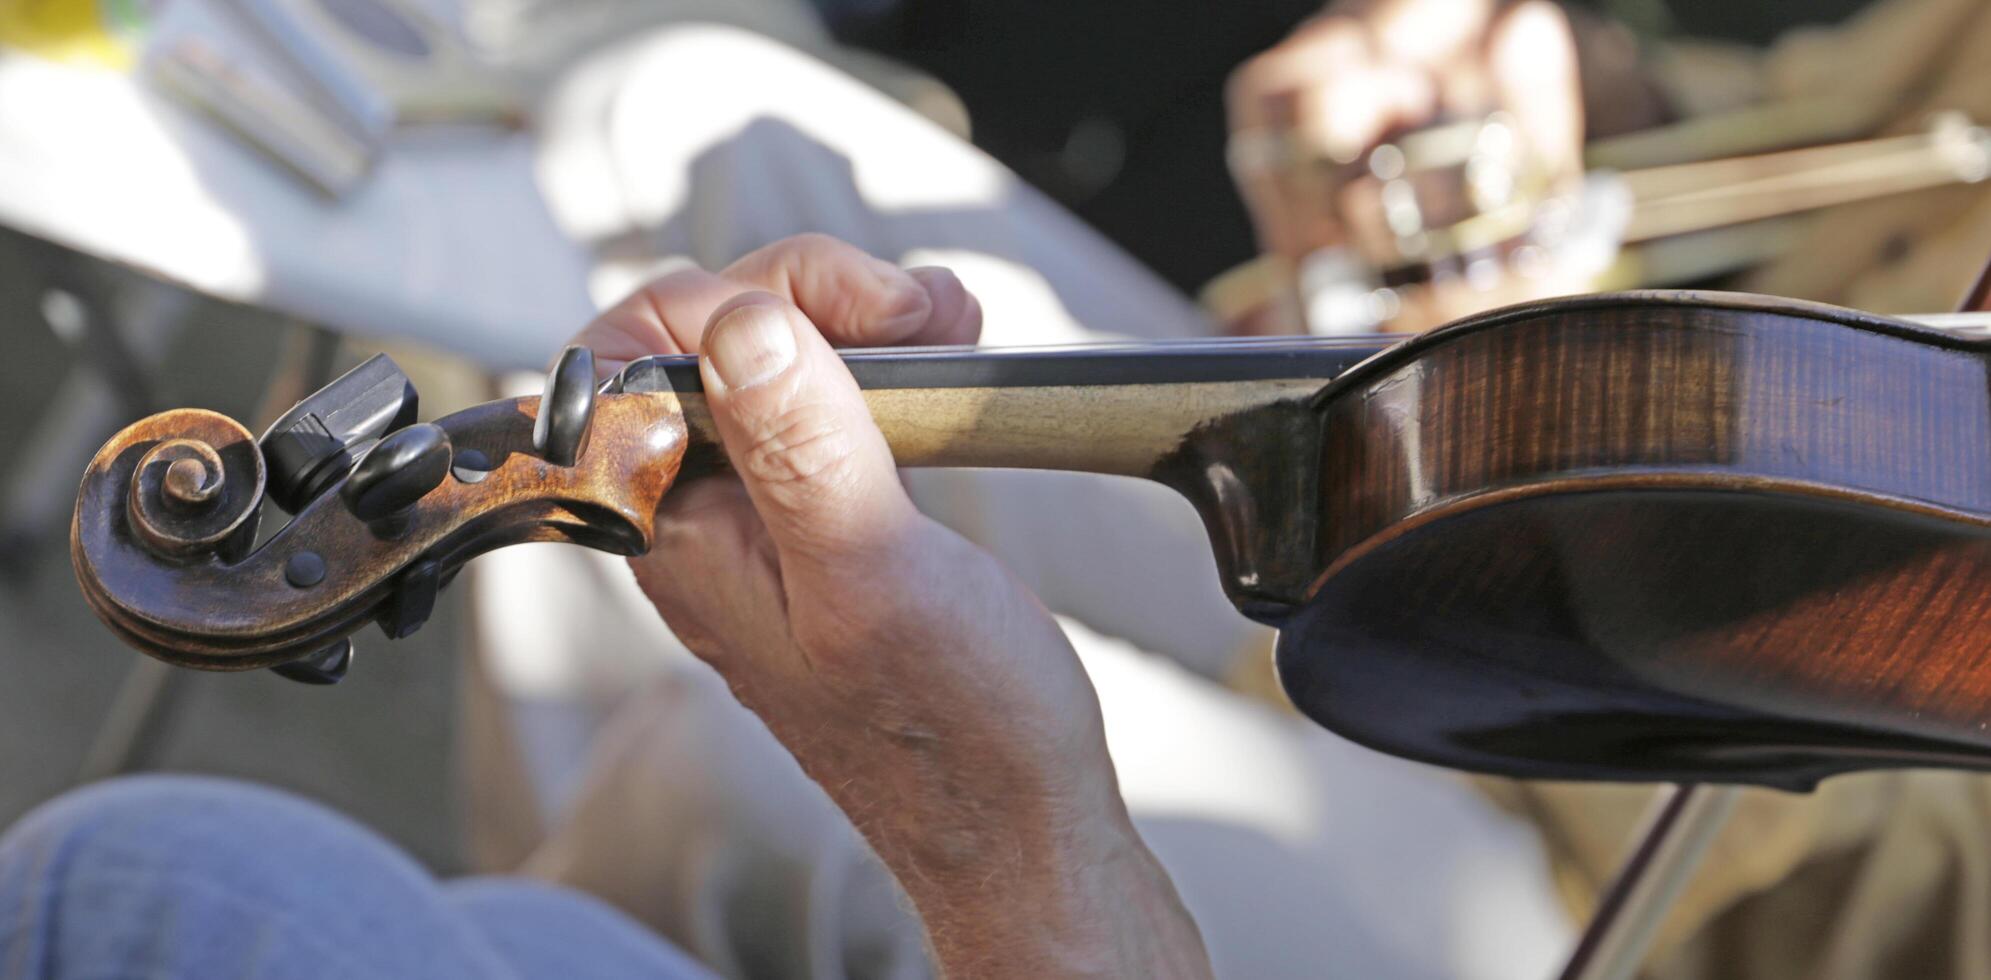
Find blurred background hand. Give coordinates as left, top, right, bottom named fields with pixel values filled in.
left=1227, top=0, right=1584, bottom=262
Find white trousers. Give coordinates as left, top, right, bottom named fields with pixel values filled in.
left=475, top=23, right=1573, bottom=980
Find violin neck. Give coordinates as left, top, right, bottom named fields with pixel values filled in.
left=625, top=339, right=1386, bottom=477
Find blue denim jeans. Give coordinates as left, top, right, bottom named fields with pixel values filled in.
left=0, top=775, right=714, bottom=979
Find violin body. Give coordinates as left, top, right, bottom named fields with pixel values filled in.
left=1284, top=292, right=1991, bottom=790
left=70, top=291, right=1991, bottom=789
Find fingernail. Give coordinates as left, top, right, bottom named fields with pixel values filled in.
left=869, top=259, right=934, bottom=335
left=705, top=301, right=797, bottom=390
left=906, top=266, right=968, bottom=335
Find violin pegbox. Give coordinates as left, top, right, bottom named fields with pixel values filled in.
left=71, top=346, right=690, bottom=679
left=257, top=354, right=434, bottom=682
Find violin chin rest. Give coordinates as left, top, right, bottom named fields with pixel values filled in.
left=1277, top=485, right=1991, bottom=791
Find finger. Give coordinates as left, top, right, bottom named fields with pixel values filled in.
left=903, top=266, right=983, bottom=346
left=696, top=291, right=921, bottom=574
left=722, top=234, right=940, bottom=347
left=1489, top=0, right=1584, bottom=183
left=1292, top=58, right=1435, bottom=163
left=1226, top=18, right=1370, bottom=136
left=1370, top=0, right=1495, bottom=68
left=575, top=267, right=740, bottom=377
left=573, top=236, right=982, bottom=376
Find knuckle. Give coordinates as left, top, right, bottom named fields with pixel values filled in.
left=1225, top=57, right=1268, bottom=106
left=784, top=231, right=844, bottom=252
left=740, top=403, right=855, bottom=491
left=642, top=264, right=714, bottom=295
left=772, top=232, right=847, bottom=266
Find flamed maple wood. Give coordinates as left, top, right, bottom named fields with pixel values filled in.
left=1289, top=293, right=1991, bottom=789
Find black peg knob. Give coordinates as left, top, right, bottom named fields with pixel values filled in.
left=273, top=639, right=352, bottom=685
left=378, top=558, right=441, bottom=640
left=534, top=346, right=596, bottom=467
left=342, top=423, right=452, bottom=522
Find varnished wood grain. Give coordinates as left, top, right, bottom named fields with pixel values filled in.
left=1284, top=291, right=1991, bottom=788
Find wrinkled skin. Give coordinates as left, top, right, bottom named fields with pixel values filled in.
left=570, top=234, right=1211, bottom=979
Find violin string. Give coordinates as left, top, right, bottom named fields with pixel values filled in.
left=1901, top=312, right=1991, bottom=333
left=620, top=333, right=1401, bottom=369
left=619, top=312, right=1991, bottom=374
left=843, top=312, right=1991, bottom=352
left=836, top=335, right=1396, bottom=357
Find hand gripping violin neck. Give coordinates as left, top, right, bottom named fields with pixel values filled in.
left=71, top=291, right=1991, bottom=790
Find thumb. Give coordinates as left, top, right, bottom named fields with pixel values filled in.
left=696, top=290, right=921, bottom=572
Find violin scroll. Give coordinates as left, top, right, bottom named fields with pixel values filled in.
left=116, top=410, right=267, bottom=564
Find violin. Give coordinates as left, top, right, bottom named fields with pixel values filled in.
left=70, top=290, right=1991, bottom=791
left=1216, top=113, right=1991, bottom=335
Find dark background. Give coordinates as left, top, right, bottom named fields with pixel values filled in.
left=840, top=0, right=1878, bottom=293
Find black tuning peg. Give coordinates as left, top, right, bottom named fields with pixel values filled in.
left=342, top=423, right=452, bottom=523
left=533, top=346, right=596, bottom=467
left=273, top=639, right=353, bottom=685
left=378, top=558, right=441, bottom=640
left=259, top=354, right=419, bottom=513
